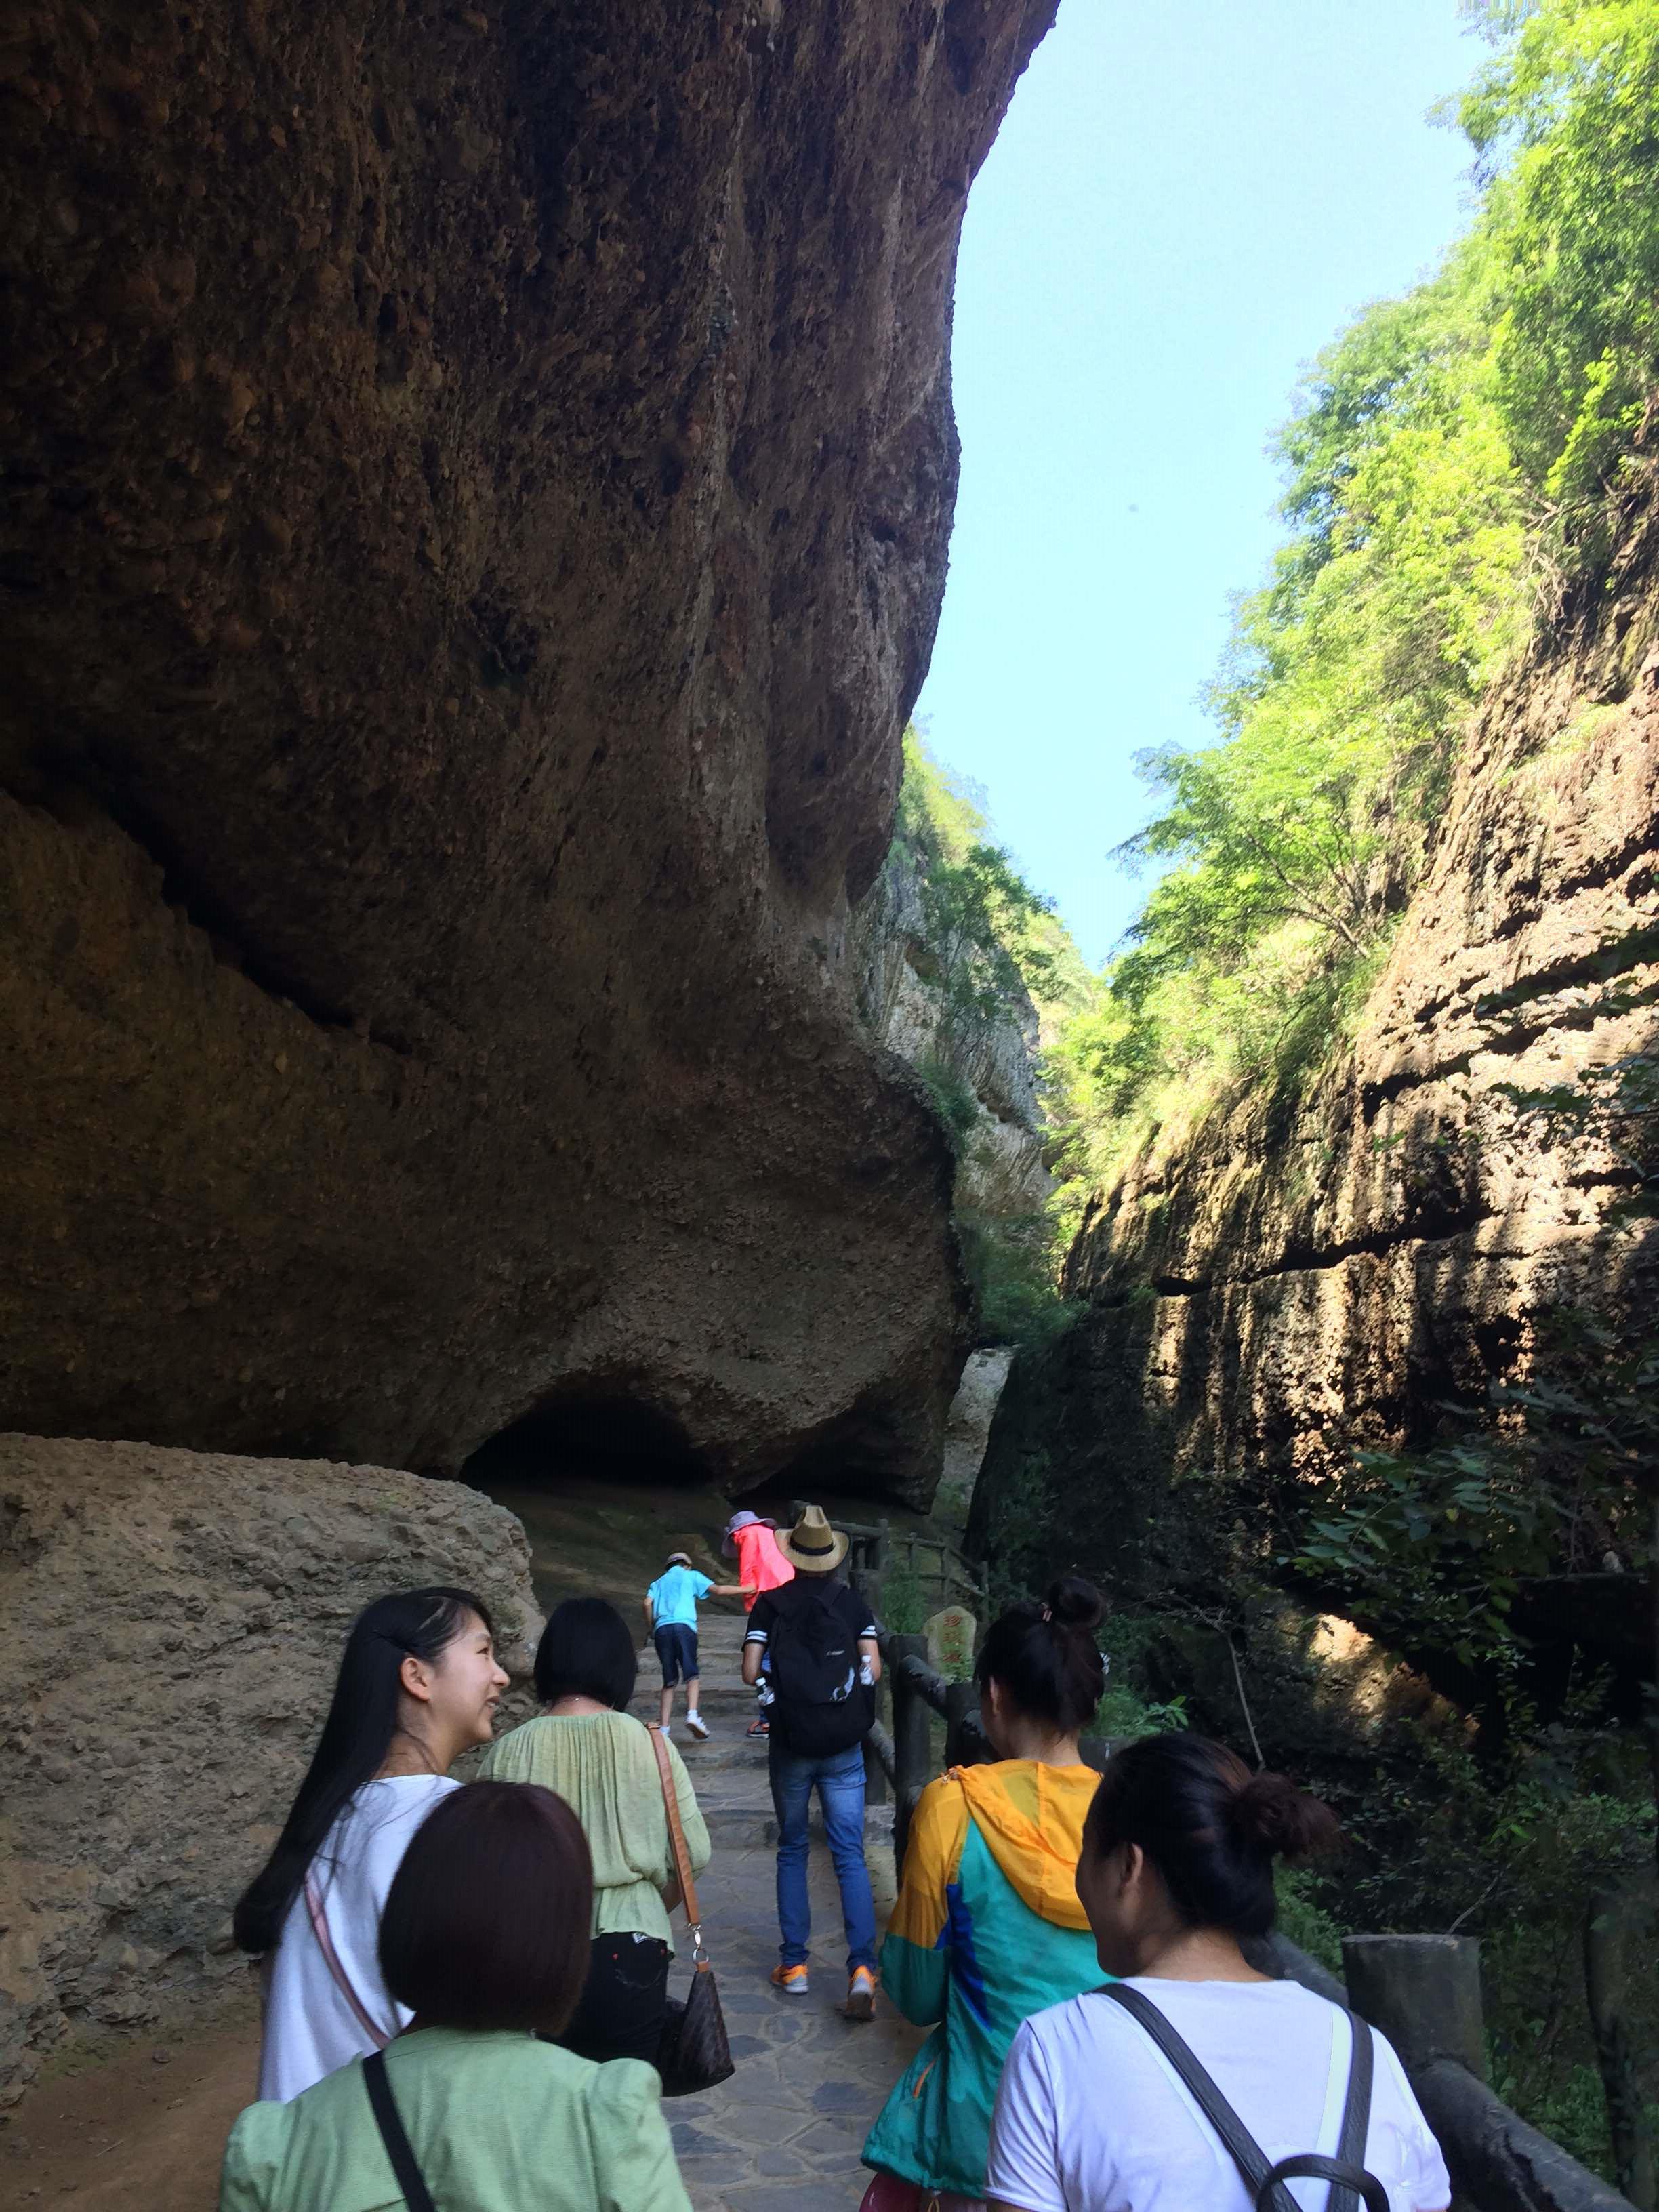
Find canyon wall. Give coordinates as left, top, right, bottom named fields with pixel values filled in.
left=0, top=0, right=1056, bottom=1502
left=851, top=830, right=1052, bottom=1221
left=975, top=516, right=1659, bottom=1615
left=0, top=1435, right=539, bottom=2107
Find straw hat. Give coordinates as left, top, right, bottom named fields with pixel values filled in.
left=775, top=1503, right=848, bottom=1574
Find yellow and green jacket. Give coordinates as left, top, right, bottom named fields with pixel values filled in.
left=861, top=1759, right=1107, bottom=2198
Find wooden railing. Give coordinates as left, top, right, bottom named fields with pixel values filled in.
left=803, top=1504, right=988, bottom=1617
left=1261, top=1933, right=1637, bottom=2212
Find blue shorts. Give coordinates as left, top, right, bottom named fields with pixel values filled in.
left=655, top=1623, right=698, bottom=1686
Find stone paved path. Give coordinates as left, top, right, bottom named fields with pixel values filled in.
left=638, top=1612, right=924, bottom=2210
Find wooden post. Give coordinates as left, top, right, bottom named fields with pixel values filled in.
left=1584, top=1884, right=1657, bottom=2207
left=1343, top=1935, right=1488, bottom=2081
left=943, top=1679, right=974, bottom=1768
left=891, top=1633, right=930, bottom=1868
left=863, top=1650, right=890, bottom=1807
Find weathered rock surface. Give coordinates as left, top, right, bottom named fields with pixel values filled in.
left=0, top=0, right=1054, bottom=1498
left=976, top=523, right=1659, bottom=1610
left=852, top=831, right=1052, bottom=1219
left=0, top=1435, right=539, bottom=2106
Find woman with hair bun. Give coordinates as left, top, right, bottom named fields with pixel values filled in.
left=859, top=1575, right=1111, bottom=2212
left=985, top=1734, right=1451, bottom=2212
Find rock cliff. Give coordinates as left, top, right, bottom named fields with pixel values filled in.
left=0, top=1435, right=539, bottom=2107
left=975, top=513, right=1659, bottom=1620
left=851, top=830, right=1051, bottom=1220
left=0, top=0, right=1055, bottom=1500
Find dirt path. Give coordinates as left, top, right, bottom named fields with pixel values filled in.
left=3, top=1614, right=921, bottom=2209
left=1, top=1984, right=259, bottom=2207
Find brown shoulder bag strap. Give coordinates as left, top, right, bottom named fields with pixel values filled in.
left=647, top=1722, right=709, bottom=1963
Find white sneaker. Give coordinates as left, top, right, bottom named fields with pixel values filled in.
left=659, top=1723, right=672, bottom=1740
left=687, top=1711, right=710, bottom=1740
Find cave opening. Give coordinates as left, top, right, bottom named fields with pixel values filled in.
left=747, top=1399, right=923, bottom=1523
left=461, top=1393, right=710, bottom=1492
left=459, top=1393, right=722, bottom=1615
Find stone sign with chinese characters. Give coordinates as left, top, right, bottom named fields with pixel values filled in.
left=924, top=1603, right=976, bottom=1680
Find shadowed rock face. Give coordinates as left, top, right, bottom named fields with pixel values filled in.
left=0, top=0, right=1056, bottom=1496
left=976, top=520, right=1659, bottom=1616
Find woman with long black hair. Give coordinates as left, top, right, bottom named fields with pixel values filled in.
left=234, top=1586, right=509, bottom=2100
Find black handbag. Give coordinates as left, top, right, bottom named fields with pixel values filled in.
left=1099, top=1982, right=1390, bottom=2212
left=648, top=1723, right=735, bottom=2098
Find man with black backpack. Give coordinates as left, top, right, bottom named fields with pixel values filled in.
left=741, top=1504, right=882, bottom=2018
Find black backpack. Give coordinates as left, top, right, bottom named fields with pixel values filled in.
left=764, top=1582, right=874, bottom=1757
left=1099, top=1983, right=1390, bottom=2212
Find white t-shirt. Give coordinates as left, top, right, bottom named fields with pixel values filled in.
left=256, top=1774, right=457, bottom=2102
left=986, top=1977, right=1452, bottom=2212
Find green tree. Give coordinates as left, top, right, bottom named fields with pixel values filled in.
left=1050, top=0, right=1659, bottom=1188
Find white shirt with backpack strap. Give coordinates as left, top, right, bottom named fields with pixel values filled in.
left=986, top=1976, right=1452, bottom=2212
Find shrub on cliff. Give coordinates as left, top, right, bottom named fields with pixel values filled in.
left=876, top=735, right=1097, bottom=1344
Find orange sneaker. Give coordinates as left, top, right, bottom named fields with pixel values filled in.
left=771, top=1963, right=810, bottom=1996
left=845, top=1965, right=877, bottom=2020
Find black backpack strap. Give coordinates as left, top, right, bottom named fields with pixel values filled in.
left=1099, top=1987, right=1391, bottom=2212
left=1099, top=1985, right=1294, bottom=2212
left=363, top=2049, right=438, bottom=2212
left=1330, top=2010, right=1376, bottom=2210
left=1256, top=2154, right=1391, bottom=2212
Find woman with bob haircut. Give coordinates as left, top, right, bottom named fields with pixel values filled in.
left=235, top=1586, right=510, bottom=2102
left=220, top=1781, right=692, bottom=2211
left=860, top=1576, right=1111, bottom=2212
left=985, top=1734, right=1451, bottom=2212
left=476, top=1595, right=710, bottom=2066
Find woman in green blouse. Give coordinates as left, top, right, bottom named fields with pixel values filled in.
left=476, top=1597, right=711, bottom=2066
left=219, top=1780, right=690, bottom=2212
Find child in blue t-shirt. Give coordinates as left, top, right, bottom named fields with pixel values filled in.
left=642, top=1551, right=752, bottom=1739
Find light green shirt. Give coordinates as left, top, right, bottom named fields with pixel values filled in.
left=219, top=2028, right=690, bottom=2212
left=474, top=1713, right=710, bottom=1952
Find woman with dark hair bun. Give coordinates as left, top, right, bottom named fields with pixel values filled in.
left=985, top=1734, right=1451, bottom=2212
left=220, top=1782, right=691, bottom=2211
left=477, top=1596, right=710, bottom=2066
left=859, top=1575, right=1110, bottom=2212
left=235, top=1587, right=510, bottom=2102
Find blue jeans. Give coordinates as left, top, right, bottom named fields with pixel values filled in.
left=769, top=1742, right=877, bottom=1971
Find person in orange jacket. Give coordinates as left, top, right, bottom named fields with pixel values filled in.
left=723, top=1511, right=794, bottom=1735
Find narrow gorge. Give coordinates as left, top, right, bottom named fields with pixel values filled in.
left=3, top=0, right=1659, bottom=2199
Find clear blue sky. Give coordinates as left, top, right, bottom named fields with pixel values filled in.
left=914, top=0, right=1487, bottom=968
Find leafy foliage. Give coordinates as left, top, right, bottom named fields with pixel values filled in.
left=894, top=734, right=1096, bottom=1044
left=877, top=737, right=1094, bottom=1347
left=1050, top=0, right=1659, bottom=1190
left=1292, top=1442, right=1561, bottom=1681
